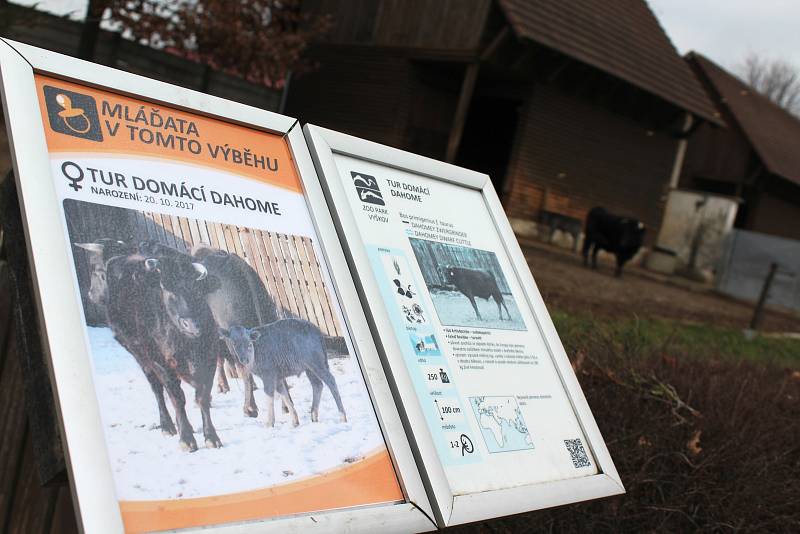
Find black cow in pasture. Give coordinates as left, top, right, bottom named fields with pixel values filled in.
left=442, top=266, right=511, bottom=321
left=105, top=252, right=222, bottom=451
left=582, top=207, right=646, bottom=277
left=219, top=319, right=347, bottom=427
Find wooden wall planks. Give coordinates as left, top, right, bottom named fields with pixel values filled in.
left=504, top=84, right=678, bottom=237
left=303, top=0, right=491, bottom=51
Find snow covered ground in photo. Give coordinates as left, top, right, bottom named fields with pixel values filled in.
left=87, top=327, right=388, bottom=501
left=428, top=289, right=527, bottom=331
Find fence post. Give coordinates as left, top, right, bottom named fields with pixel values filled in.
left=749, top=262, right=778, bottom=331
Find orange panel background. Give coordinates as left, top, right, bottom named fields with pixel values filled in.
left=34, top=75, right=405, bottom=532
left=35, top=75, right=302, bottom=193
left=119, top=451, right=403, bottom=533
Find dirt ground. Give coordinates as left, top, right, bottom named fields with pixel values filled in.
left=520, top=240, right=800, bottom=333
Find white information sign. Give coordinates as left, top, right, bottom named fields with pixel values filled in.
left=305, top=125, right=624, bottom=526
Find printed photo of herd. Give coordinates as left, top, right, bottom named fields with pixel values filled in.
left=63, top=198, right=388, bottom=502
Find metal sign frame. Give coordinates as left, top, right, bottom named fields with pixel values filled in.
left=304, top=124, right=624, bottom=527
left=0, top=39, right=435, bottom=533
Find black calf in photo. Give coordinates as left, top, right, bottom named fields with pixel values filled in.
left=192, top=244, right=282, bottom=416
left=443, top=266, right=511, bottom=321
left=219, top=319, right=347, bottom=427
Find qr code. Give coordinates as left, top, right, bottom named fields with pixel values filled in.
left=564, top=438, right=591, bottom=468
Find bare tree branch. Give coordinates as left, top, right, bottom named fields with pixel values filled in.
left=106, top=0, right=331, bottom=89
left=738, top=52, right=800, bottom=116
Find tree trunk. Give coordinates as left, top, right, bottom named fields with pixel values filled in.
left=76, top=0, right=109, bottom=60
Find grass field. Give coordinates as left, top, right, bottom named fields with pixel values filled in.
left=552, top=311, right=800, bottom=369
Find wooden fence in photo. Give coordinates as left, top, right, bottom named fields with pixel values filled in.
left=131, top=211, right=343, bottom=339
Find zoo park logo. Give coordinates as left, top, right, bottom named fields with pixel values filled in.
left=350, top=171, right=384, bottom=206
left=43, top=85, right=104, bottom=142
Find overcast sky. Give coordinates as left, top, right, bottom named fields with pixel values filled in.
left=13, top=0, right=800, bottom=74
left=647, top=0, right=800, bottom=72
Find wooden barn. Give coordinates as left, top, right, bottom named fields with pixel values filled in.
left=682, top=52, right=800, bottom=241
left=286, top=0, right=721, bottom=242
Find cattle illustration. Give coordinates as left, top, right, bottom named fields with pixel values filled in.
left=442, top=265, right=511, bottom=321
left=104, top=252, right=222, bottom=451
left=582, top=206, right=646, bottom=276
left=219, top=319, right=347, bottom=428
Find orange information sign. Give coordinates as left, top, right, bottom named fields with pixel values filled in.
left=33, top=75, right=402, bottom=533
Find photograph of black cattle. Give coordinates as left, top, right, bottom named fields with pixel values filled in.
left=582, top=206, right=646, bottom=276
left=56, top=199, right=385, bottom=502
left=75, top=237, right=280, bottom=419
left=63, top=199, right=350, bottom=439
left=66, top=200, right=348, bottom=424
left=409, top=238, right=527, bottom=331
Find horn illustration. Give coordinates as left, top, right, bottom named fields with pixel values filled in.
left=192, top=263, right=208, bottom=280
left=74, top=242, right=105, bottom=253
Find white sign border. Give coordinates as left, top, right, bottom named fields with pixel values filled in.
left=0, top=39, right=436, bottom=534
left=303, top=124, right=625, bottom=527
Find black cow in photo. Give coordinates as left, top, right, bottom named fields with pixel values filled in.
left=105, top=252, right=222, bottom=451
left=582, top=206, right=646, bottom=277
left=219, top=319, right=347, bottom=428
left=442, top=266, right=511, bottom=321
left=77, top=239, right=178, bottom=307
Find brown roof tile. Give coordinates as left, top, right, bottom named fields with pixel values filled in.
left=688, top=53, right=800, bottom=186
left=496, top=0, right=720, bottom=123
